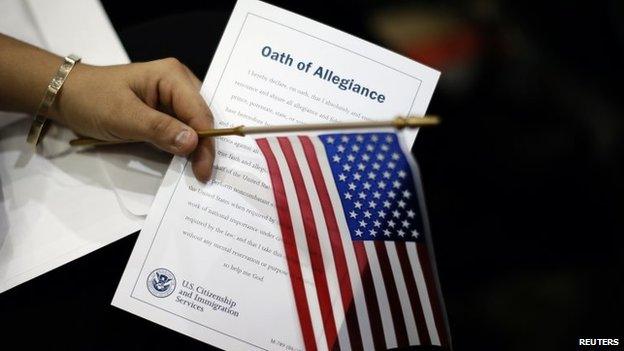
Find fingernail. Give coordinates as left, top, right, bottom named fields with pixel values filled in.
left=175, top=130, right=190, bottom=149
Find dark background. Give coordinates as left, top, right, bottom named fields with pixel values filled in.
left=1, top=1, right=622, bottom=350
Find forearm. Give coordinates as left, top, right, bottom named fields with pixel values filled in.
left=0, top=33, right=64, bottom=114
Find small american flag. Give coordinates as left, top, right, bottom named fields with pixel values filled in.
left=257, top=132, right=448, bottom=351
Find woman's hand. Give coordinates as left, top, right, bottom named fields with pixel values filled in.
left=50, top=58, right=215, bottom=182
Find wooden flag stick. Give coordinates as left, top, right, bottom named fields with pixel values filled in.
left=69, top=115, right=440, bottom=147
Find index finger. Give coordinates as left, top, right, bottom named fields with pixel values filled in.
left=162, top=63, right=215, bottom=182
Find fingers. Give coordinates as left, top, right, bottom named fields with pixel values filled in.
left=111, top=94, right=198, bottom=156
left=182, top=65, right=202, bottom=90
left=157, top=59, right=211, bottom=130
left=191, top=137, right=215, bottom=183
left=157, top=59, right=215, bottom=182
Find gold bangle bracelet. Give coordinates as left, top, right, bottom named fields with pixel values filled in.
left=26, top=54, right=81, bottom=145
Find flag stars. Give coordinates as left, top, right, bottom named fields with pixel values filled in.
left=326, top=134, right=423, bottom=242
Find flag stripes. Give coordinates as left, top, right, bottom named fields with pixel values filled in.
left=278, top=137, right=340, bottom=350
left=416, top=244, right=447, bottom=346
left=299, top=136, right=363, bottom=351
left=264, top=138, right=329, bottom=349
left=374, top=240, right=409, bottom=347
left=352, top=241, right=386, bottom=350
left=256, top=138, right=318, bottom=351
left=395, top=242, right=430, bottom=344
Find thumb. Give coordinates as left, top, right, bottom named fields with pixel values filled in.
left=114, top=97, right=198, bottom=155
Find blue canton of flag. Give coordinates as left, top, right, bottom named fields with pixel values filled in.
left=321, top=133, right=424, bottom=242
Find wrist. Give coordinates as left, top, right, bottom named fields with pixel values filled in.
left=26, top=53, right=81, bottom=145
left=46, top=62, right=87, bottom=122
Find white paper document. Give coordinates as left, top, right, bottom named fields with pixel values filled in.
left=113, top=0, right=440, bottom=349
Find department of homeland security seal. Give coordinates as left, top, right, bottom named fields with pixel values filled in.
left=147, top=268, right=176, bottom=298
